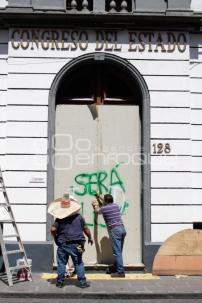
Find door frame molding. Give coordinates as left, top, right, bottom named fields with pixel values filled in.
left=47, top=52, right=151, bottom=265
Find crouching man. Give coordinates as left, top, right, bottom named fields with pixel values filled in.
left=50, top=196, right=93, bottom=288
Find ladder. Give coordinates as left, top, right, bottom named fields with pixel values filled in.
left=0, top=168, right=32, bottom=286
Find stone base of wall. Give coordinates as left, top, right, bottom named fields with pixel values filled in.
left=153, top=229, right=202, bottom=275
left=1, top=242, right=53, bottom=272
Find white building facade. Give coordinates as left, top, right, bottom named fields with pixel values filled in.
left=0, top=0, right=202, bottom=271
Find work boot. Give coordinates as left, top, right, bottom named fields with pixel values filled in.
left=106, top=266, right=116, bottom=274
left=56, top=281, right=65, bottom=288
left=78, top=280, right=91, bottom=288
left=111, top=272, right=125, bottom=278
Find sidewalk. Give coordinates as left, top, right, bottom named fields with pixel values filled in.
left=0, top=272, right=202, bottom=299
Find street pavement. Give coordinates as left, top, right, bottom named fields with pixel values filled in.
left=1, top=300, right=202, bottom=303
left=0, top=272, right=202, bottom=300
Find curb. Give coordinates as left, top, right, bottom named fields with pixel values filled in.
left=0, top=292, right=202, bottom=299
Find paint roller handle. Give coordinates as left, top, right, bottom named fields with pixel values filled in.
left=91, top=201, right=99, bottom=209
left=94, top=193, right=104, bottom=206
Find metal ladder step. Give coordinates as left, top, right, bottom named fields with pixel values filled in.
left=9, top=264, right=31, bottom=271
left=4, top=250, right=24, bottom=255
left=0, top=167, right=33, bottom=286
left=3, top=234, right=19, bottom=239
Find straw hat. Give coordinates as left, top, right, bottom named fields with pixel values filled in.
left=48, top=194, right=81, bottom=219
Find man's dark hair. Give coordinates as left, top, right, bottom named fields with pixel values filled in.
left=104, top=194, right=113, bottom=204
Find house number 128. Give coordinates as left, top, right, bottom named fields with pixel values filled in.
left=152, top=143, right=171, bottom=154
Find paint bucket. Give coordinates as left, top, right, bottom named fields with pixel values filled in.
left=16, top=259, right=32, bottom=281
left=17, top=258, right=32, bottom=267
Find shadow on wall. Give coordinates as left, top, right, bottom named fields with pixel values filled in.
left=94, top=213, right=114, bottom=264
left=98, top=236, right=114, bottom=264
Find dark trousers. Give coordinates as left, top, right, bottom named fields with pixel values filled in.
left=109, top=225, right=127, bottom=273
left=57, top=242, right=86, bottom=283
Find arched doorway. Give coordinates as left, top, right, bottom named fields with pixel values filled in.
left=48, top=53, right=150, bottom=267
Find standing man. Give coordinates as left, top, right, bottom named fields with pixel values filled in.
left=92, top=193, right=126, bottom=277
left=50, top=197, right=93, bottom=288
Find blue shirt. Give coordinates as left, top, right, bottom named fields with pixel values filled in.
left=53, top=214, right=86, bottom=245
left=99, top=203, right=123, bottom=229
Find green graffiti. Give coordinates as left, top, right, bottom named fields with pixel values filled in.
left=74, top=173, right=88, bottom=196
left=97, top=172, right=108, bottom=194
left=86, top=222, right=94, bottom=227
left=80, top=204, right=106, bottom=228
left=120, top=201, right=129, bottom=215
left=80, top=201, right=84, bottom=216
left=110, top=166, right=125, bottom=194
left=74, top=165, right=125, bottom=196
left=73, top=164, right=129, bottom=229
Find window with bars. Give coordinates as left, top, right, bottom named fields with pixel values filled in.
left=66, top=0, right=93, bottom=11
left=105, top=0, right=132, bottom=12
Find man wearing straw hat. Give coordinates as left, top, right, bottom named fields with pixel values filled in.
left=49, top=193, right=93, bottom=288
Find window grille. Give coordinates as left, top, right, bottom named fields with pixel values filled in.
left=66, top=0, right=93, bottom=11
left=105, top=0, right=132, bottom=12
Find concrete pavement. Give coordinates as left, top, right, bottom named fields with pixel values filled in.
left=0, top=272, right=202, bottom=300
